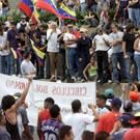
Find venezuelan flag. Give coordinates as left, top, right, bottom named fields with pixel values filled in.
left=18, top=0, right=34, bottom=17
left=30, top=39, right=45, bottom=65
left=58, top=3, right=76, bottom=20
left=36, top=0, right=59, bottom=17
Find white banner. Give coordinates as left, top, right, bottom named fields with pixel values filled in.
left=0, top=74, right=96, bottom=128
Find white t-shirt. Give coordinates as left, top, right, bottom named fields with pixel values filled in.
left=20, top=60, right=36, bottom=77
left=0, top=32, right=10, bottom=56
left=63, top=32, right=77, bottom=48
left=63, top=113, right=94, bottom=140
left=47, top=29, right=61, bottom=53
left=92, top=34, right=110, bottom=51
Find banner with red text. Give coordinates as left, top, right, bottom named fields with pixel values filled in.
left=0, top=74, right=96, bottom=128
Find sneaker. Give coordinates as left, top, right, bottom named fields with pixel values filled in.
left=71, top=77, right=76, bottom=82
left=97, top=80, right=101, bottom=83
left=108, top=80, right=112, bottom=83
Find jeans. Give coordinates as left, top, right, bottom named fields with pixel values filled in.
left=66, top=48, right=79, bottom=78
left=134, top=54, right=140, bottom=81
left=1, top=54, right=11, bottom=75
left=9, top=53, right=15, bottom=75
left=112, top=52, right=126, bottom=82
left=125, top=52, right=137, bottom=82
left=128, top=8, right=140, bottom=27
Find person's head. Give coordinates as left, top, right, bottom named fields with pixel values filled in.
left=97, top=94, right=107, bottom=108
left=71, top=99, right=81, bottom=113
left=118, top=114, right=133, bottom=128
left=1, top=95, right=16, bottom=111
left=130, top=112, right=140, bottom=127
left=123, top=101, right=133, bottom=113
left=24, top=51, right=31, bottom=60
left=10, top=21, right=16, bottom=29
left=67, top=24, right=74, bottom=33
left=50, top=22, right=57, bottom=30
left=80, top=28, right=87, bottom=37
left=110, top=23, right=118, bottom=33
left=29, top=22, right=37, bottom=30
left=44, top=97, right=55, bottom=109
left=97, top=27, right=104, bottom=35
left=90, top=56, right=96, bottom=65
left=21, top=15, right=26, bottom=22
left=129, top=91, right=140, bottom=103
left=104, top=88, right=114, bottom=99
left=126, top=24, right=135, bottom=33
left=95, top=131, right=110, bottom=140
left=82, top=130, right=94, bottom=140
left=111, top=98, right=122, bottom=111
left=59, top=125, right=74, bottom=140
left=50, top=104, right=60, bottom=118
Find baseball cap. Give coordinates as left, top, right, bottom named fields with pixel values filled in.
left=111, top=98, right=122, bottom=107
left=104, top=88, right=114, bottom=98
left=129, top=91, right=140, bottom=102
left=118, top=114, right=133, bottom=124
left=130, top=112, right=140, bottom=125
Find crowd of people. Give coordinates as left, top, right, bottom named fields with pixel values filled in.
left=0, top=79, right=140, bottom=140
left=0, top=0, right=140, bottom=83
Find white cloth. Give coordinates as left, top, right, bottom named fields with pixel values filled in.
left=63, top=32, right=77, bottom=48
left=92, top=34, right=110, bottom=51
left=20, top=60, right=36, bottom=77
left=63, top=113, right=94, bottom=140
left=47, top=29, right=61, bottom=53
left=0, top=32, right=10, bottom=56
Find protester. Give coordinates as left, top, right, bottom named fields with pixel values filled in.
left=1, top=78, right=32, bottom=140
left=64, top=99, right=96, bottom=140
left=123, top=112, right=140, bottom=140
left=37, top=97, right=55, bottom=140
left=134, top=30, right=140, bottom=83
left=92, top=27, right=111, bottom=83
left=59, top=125, right=74, bottom=140
left=41, top=104, right=63, bottom=140
left=20, top=51, right=36, bottom=78
left=0, top=108, right=11, bottom=140
left=46, top=22, right=61, bottom=81
left=95, top=131, right=110, bottom=140
left=83, top=56, right=97, bottom=81
left=96, top=98, right=122, bottom=133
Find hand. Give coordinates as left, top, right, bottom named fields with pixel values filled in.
left=27, top=75, right=33, bottom=82
left=88, top=104, right=96, bottom=109
left=124, top=54, right=129, bottom=58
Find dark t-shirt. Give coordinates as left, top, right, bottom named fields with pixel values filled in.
left=129, top=0, right=140, bottom=8
left=123, top=33, right=135, bottom=53
left=7, top=29, right=20, bottom=50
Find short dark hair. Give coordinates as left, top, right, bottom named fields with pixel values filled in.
left=2, top=95, right=16, bottom=111
left=97, top=94, right=107, bottom=101
left=50, top=104, right=60, bottom=118
left=82, top=130, right=94, bottom=140
left=45, top=97, right=54, bottom=105
left=59, top=125, right=72, bottom=140
left=71, top=99, right=81, bottom=113
left=24, top=51, right=31, bottom=59
left=95, top=131, right=110, bottom=140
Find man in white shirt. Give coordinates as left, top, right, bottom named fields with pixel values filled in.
left=63, top=25, right=79, bottom=82
left=109, top=23, right=126, bottom=83
left=92, top=27, right=111, bottom=83
left=63, top=99, right=95, bottom=140
left=47, top=22, right=61, bottom=81
left=0, top=26, right=10, bottom=74
left=20, top=51, right=36, bottom=78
